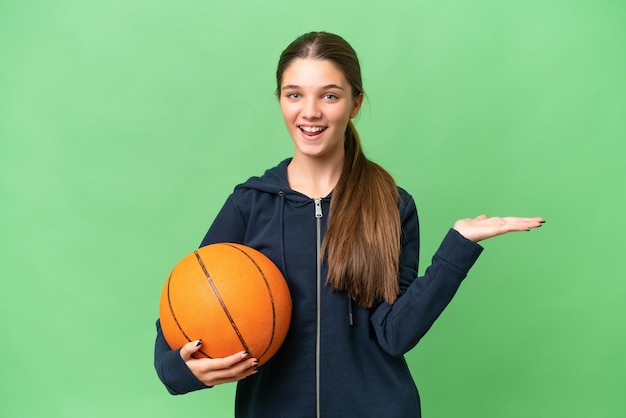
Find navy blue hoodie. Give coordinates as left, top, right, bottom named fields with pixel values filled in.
left=154, top=158, right=483, bottom=417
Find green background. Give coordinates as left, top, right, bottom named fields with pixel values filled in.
left=1, top=0, right=624, bottom=417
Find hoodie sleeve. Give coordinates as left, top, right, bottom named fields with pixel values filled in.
left=154, top=320, right=210, bottom=394
left=154, top=193, right=246, bottom=395
left=370, top=195, right=483, bottom=357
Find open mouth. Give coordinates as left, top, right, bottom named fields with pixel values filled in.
left=299, top=125, right=327, bottom=136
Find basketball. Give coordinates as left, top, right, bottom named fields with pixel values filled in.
left=159, top=243, right=292, bottom=366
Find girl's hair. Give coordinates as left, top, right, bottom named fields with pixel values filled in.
left=276, top=32, right=401, bottom=308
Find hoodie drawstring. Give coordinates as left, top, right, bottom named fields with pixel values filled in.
left=277, top=191, right=288, bottom=275
left=347, top=296, right=354, bottom=326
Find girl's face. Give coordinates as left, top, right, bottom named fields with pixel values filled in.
left=279, top=58, right=363, bottom=162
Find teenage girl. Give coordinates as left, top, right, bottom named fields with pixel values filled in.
left=154, top=31, right=544, bottom=418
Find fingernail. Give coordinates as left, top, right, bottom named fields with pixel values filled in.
left=253, top=367, right=260, bottom=371
left=241, top=352, right=249, bottom=359
left=253, top=360, right=259, bottom=365
left=195, top=339, right=202, bottom=347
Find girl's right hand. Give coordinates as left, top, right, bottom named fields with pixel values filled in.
left=180, top=340, right=259, bottom=386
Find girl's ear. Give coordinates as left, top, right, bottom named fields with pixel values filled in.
left=350, top=93, right=364, bottom=119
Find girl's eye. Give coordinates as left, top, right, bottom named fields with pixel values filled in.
left=323, top=94, right=338, bottom=100
left=286, top=92, right=300, bottom=99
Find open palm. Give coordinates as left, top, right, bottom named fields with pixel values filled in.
left=454, top=215, right=544, bottom=243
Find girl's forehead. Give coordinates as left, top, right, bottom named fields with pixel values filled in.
left=281, top=58, right=348, bottom=86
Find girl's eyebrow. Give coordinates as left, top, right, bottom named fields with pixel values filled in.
left=281, top=84, right=346, bottom=91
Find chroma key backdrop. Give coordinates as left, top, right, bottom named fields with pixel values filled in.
left=1, top=0, right=624, bottom=417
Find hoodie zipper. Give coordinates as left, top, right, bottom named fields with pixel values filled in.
left=314, top=198, right=323, bottom=418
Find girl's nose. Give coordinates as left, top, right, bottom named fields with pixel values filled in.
left=302, top=98, right=322, bottom=119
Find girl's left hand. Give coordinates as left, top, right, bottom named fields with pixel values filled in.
left=453, top=215, right=545, bottom=243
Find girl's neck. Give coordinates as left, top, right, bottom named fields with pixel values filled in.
left=287, top=153, right=344, bottom=199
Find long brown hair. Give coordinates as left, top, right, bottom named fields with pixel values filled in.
left=276, top=32, right=401, bottom=307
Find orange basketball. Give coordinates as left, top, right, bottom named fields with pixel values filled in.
left=159, top=243, right=292, bottom=365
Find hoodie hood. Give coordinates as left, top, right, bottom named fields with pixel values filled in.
left=235, top=158, right=303, bottom=199
left=230, top=158, right=324, bottom=276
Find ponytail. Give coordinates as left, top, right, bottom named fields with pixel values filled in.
left=322, top=121, right=401, bottom=307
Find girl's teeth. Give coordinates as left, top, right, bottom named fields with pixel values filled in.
left=301, top=126, right=324, bottom=133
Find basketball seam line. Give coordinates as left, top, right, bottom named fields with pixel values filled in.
left=194, top=250, right=252, bottom=356
left=223, top=244, right=278, bottom=361
left=166, top=272, right=212, bottom=358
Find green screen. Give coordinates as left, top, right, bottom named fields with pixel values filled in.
left=1, top=0, right=624, bottom=417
